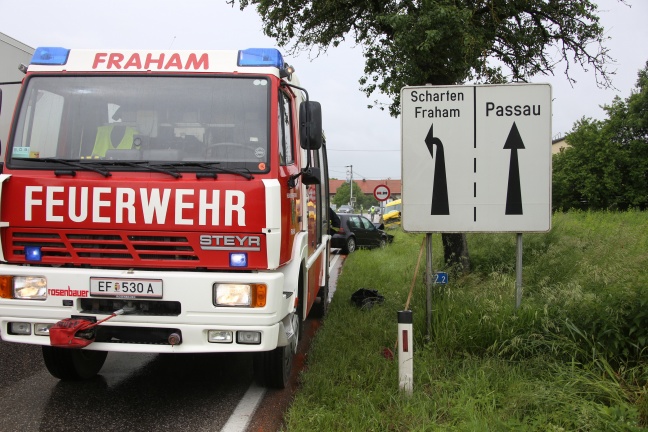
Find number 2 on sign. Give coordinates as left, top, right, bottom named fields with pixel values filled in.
left=434, top=272, right=449, bottom=285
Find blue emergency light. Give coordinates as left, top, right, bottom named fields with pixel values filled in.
left=229, top=252, right=248, bottom=268
left=31, top=47, right=70, bottom=65
left=237, top=48, right=284, bottom=68
left=24, top=246, right=42, bottom=262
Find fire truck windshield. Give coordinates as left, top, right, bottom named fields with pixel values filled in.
left=8, top=75, right=270, bottom=173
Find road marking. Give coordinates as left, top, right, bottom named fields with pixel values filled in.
left=330, top=251, right=341, bottom=269
left=220, top=383, right=266, bottom=432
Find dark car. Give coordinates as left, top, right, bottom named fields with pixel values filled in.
left=331, top=213, right=393, bottom=254
left=337, top=205, right=353, bottom=213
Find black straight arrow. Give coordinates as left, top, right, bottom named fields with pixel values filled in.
left=425, top=124, right=449, bottom=215
left=504, top=122, right=524, bottom=215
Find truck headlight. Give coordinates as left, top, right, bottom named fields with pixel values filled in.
left=213, top=283, right=266, bottom=307
left=208, top=330, right=233, bottom=343
left=8, top=322, right=31, bottom=335
left=13, top=276, right=48, bottom=300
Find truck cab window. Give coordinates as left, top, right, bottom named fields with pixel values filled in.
left=278, top=91, right=294, bottom=166
left=9, top=76, right=271, bottom=173
left=13, top=89, right=64, bottom=159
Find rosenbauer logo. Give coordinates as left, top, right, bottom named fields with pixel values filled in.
left=48, top=286, right=89, bottom=297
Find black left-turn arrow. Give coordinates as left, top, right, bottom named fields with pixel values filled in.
left=425, top=124, right=449, bottom=215
left=504, top=122, right=524, bottom=215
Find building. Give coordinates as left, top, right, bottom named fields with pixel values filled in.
left=1, top=33, right=34, bottom=155
left=552, top=135, right=570, bottom=154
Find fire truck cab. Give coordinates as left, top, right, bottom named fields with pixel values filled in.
left=0, top=47, right=330, bottom=388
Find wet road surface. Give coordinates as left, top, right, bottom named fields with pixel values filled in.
left=0, top=343, right=253, bottom=431
left=0, top=251, right=344, bottom=432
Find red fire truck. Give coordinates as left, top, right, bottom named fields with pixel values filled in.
left=0, top=47, right=330, bottom=388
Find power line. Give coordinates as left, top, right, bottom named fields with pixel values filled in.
left=328, top=148, right=400, bottom=152
left=328, top=166, right=400, bottom=181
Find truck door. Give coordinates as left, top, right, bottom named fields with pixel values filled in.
left=307, top=148, right=323, bottom=250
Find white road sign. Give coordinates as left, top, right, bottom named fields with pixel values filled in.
left=374, top=184, right=390, bottom=201
left=401, top=84, right=552, bottom=233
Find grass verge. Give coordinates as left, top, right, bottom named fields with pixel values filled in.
left=284, top=211, right=647, bottom=431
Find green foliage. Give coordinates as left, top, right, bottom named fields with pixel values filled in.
left=231, top=0, right=613, bottom=116
left=553, top=62, right=648, bottom=211
left=284, top=211, right=648, bottom=430
left=332, top=180, right=377, bottom=210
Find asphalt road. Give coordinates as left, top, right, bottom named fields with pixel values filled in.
left=0, top=252, right=344, bottom=432
left=0, top=343, right=255, bottom=431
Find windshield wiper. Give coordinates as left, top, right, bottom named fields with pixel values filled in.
left=98, top=161, right=182, bottom=179
left=19, top=158, right=112, bottom=177
left=173, top=162, right=254, bottom=180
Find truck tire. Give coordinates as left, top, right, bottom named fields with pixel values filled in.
left=311, top=254, right=330, bottom=319
left=311, top=281, right=329, bottom=319
left=42, top=346, right=107, bottom=380
left=253, top=266, right=305, bottom=388
left=253, top=343, right=293, bottom=389
left=253, top=312, right=299, bottom=389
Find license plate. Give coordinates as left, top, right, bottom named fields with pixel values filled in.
left=90, top=277, right=163, bottom=299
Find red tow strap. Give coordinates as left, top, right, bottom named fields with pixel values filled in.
left=49, top=309, right=124, bottom=348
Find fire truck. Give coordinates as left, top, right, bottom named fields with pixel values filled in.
left=0, top=47, right=331, bottom=388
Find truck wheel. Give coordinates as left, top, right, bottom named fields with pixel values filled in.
left=253, top=314, right=299, bottom=389
left=311, top=282, right=329, bottom=318
left=42, top=346, right=107, bottom=380
left=311, top=256, right=330, bottom=319
left=343, top=236, right=356, bottom=254
left=253, top=343, right=292, bottom=389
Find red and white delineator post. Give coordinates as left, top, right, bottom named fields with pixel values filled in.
left=398, top=310, right=413, bottom=394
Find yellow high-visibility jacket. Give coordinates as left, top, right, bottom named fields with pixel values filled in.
left=92, top=125, right=138, bottom=157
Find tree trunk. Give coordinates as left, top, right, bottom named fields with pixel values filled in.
left=441, top=233, right=470, bottom=274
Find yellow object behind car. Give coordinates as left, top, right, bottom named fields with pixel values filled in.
left=382, top=199, right=401, bottom=228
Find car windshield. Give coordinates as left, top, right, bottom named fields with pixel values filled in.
left=9, top=75, right=270, bottom=172
left=387, top=202, right=401, bottom=212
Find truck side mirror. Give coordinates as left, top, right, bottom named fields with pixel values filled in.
left=299, top=101, right=322, bottom=150
left=300, top=166, right=321, bottom=185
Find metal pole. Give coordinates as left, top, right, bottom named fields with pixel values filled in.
left=346, top=165, right=353, bottom=209
left=425, top=233, right=433, bottom=340
left=398, top=310, right=413, bottom=395
left=515, top=233, right=523, bottom=309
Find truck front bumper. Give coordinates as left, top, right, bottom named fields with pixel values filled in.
left=0, top=265, right=296, bottom=353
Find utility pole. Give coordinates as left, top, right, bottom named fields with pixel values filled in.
left=346, top=165, right=353, bottom=209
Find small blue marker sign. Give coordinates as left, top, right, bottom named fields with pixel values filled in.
left=434, top=272, right=449, bottom=285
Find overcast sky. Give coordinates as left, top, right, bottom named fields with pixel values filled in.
left=1, top=0, right=646, bottom=181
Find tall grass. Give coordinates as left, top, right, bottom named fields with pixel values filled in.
left=284, top=211, right=647, bottom=431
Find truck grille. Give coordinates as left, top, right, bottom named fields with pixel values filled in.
left=95, top=326, right=182, bottom=345
left=79, top=298, right=181, bottom=316
left=9, top=229, right=201, bottom=268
